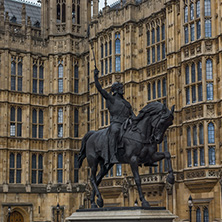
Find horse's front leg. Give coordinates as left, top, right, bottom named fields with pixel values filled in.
left=130, top=156, right=150, bottom=207
left=151, top=151, right=175, bottom=184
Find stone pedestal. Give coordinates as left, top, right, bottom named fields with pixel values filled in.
left=66, top=207, right=177, bottom=222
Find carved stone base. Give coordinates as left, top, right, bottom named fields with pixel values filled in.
left=66, top=207, right=177, bottom=222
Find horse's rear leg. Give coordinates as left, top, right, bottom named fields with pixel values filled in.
left=130, top=156, right=150, bottom=207
left=91, top=163, right=114, bottom=208
left=89, top=159, right=104, bottom=208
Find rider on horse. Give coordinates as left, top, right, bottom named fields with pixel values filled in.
left=94, top=68, right=135, bottom=165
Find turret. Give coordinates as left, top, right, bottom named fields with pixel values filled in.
left=41, top=0, right=91, bottom=38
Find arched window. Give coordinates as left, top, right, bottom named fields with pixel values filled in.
left=74, top=109, right=79, bottom=137
left=203, top=208, right=209, bottom=222
left=206, top=59, right=213, bottom=79
left=62, top=3, right=66, bottom=23
left=187, top=127, right=191, bottom=146
left=101, top=44, right=104, bottom=58
left=184, top=25, right=189, bottom=44
left=72, top=2, right=75, bottom=23
left=39, top=65, right=44, bottom=94
left=157, top=80, right=161, bottom=98
left=17, top=62, right=22, bottom=91
left=77, top=4, right=80, bottom=24
left=74, top=65, right=79, bottom=93
left=148, top=83, right=151, bottom=101
left=57, top=1, right=61, bottom=22
left=208, top=123, right=215, bottom=143
left=147, top=30, right=150, bottom=46
left=116, top=164, right=122, bottom=176
left=11, top=61, right=16, bottom=90
left=152, top=82, right=156, bottom=99
left=196, top=208, right=201, bottom=222
left=152, top=28, right=155, bottom=44
left=105, top=42, right=108, bottom=57
left=38, top=154, right=43, bottom=183
left=58, top=63, right=63, bottom=93
left=193, top=125, right=197, bottom=145
left=115, top=33, right=121, bottom=72
left=191, top=63, right=195, bottom=83
left=57, top=154, right=63, bottom=183
left=185, top=65, right=189, bottom=84
left=184, top=6, right=188, bottom=23
left=186, top=88, right=190, bottom=105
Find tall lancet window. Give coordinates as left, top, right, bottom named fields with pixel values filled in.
left=57, top=0, right=66, bottom=23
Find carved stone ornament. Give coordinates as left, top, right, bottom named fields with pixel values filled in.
left=165, top=181, right=173, bottom=195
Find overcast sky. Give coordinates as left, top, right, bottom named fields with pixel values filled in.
left=27, top=0, right=118, bottom=10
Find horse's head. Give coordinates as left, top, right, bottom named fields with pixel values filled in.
left=151, top=104, right=174, bottom=144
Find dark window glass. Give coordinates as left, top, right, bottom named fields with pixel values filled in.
left=162, top=43, right=165, bottom=59
left=191, top=63, right=195, bottom=83
left=39, top=110, right=43, bottom=124
left=192, top=85, right=196, bottom=103
left=18, top=63, right=22, bottom=76
left=193, top=125, right=197, bottom=145
left=161, top=24, right=165, bottom=40
left=74, top=65, right=79, bottom=93
left=33, top=109, right=37, bottom=124
left=197, top=61, right=202, bottom=81
left=200, top=148, right=205, bottom=166
left=199, top=124, right=204, bottom=144
left=185, top=26, right=189, bottom=43
left=187, top=150, right=192, bottom=167
left=62, top=3, right=66, bottom=22
left=33, top=65, right=37, bottom=78
left=206, top=59, right=213, bottom=79
left=115, top=56, right=121, bottom=71
left=185, top=65, right=189, bottom=84
left=147, top=49, right=150, bottom=64
left=190, top=23, right=195, bottom=41
left=162, top=78, right=166, bottom=96
left=159, top=143, right=163, bottom=172
left=74, top=109, right=79, bottom=137
left=105, top=42, right=108, bottom=57
left=17, top=108, right=22, bottom=122
left=147, top=30, right=150, bottom=46
left=193, top=149, right=198, bottom=166
left=101, top=44, right=104, bottom=58
left=148, top=83, right=151, bottom=100
left=10, top=153, right=15, bottom=168
left=198, top=84, right=203, bottom=101
left=157, top=45, right=160, bottom=61
left=18, top=77, right=22, bottom=91
left=190, top=3, right=194, bottom=20
left=187, top=127, right=191, bottom=146
left=109, top=57, right=112, bottom=73
left=196, top=1, right=200, bottom=18
left=197, top=20, right=201, bottom=39
left=74, top=154, right=79, bottom=183
left=115, top=39, right=121, bottom=54
left=11, top=76, right=16, bottom=90
left=152, top=47, right=155, bottom=63
left=58, top=154, right=63, bottom=183
left=157, top=26, right=160, bottom=42
left=157, top=80, right=161, bottom=98
left=33, top=79, right=37, bottom=93
left=152, top=28, right=155, bottom=44
left=186, top=87, right=190, bottom=104
left=152, top=82, right=156, bottom=99
left=109, top=40, right=112, bottom=55
left=11, top=61, right=16, bottom=75
left=11, top=107, right=15, bottom=121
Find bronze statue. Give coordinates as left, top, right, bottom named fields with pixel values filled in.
left=78, top=68, right=175, bottom=209
left=94, top=68, right=135, bottom=165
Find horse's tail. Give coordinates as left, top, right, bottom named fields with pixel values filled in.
left=78, top=130, right=95, bottom=169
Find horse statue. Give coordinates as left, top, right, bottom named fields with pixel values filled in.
left=78, top=101, right=175, bottom=208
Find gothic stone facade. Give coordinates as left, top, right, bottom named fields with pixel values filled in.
left=0, top=0, right=222, bottom=221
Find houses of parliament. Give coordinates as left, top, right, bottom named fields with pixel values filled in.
left=0, top=0, right=221, bottom=221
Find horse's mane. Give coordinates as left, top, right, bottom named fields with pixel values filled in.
left=139, top=101, right=163, bottom=116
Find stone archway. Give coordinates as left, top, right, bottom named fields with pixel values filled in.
left=8, top=211, right=24, bottom=222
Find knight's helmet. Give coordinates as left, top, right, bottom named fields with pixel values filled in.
left=111, top=82, right=123, bottom=95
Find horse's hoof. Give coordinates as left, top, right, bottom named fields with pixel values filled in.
left=97, top=198, right=104, bottom=208
left=142, top=200, right=150, bottom=208
left=167, top=174, right=175, bottom=185
left=91, top=202, right=98, bottom=209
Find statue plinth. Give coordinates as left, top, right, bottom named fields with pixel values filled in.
left=66, top=207, right=177, bottom=222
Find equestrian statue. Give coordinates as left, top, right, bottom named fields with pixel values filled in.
left=78, top=67, right=175, bottom=208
